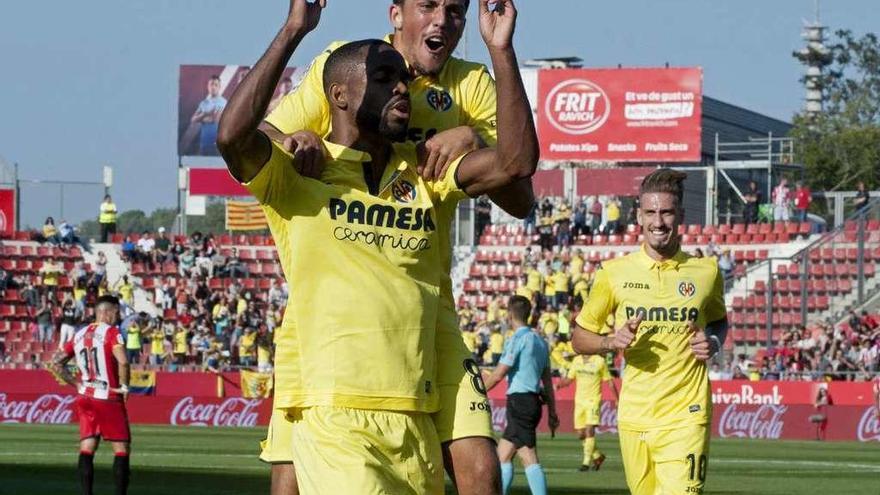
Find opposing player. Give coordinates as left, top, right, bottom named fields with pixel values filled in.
left=555, top=353, right=618, bottom=471
left=482, top=296, right=559, bottom=495
left=216, top=0, right=537, bottom=492
left=250, top=0, right=536, bottom=493
left=49, top=295, right=131, bottom=495
left=571, top=169, right=729, bottom=495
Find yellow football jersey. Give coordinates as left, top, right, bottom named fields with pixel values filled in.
left=265, top=35, right=496, bottom=308
left=242, top=140, right=463, bottom=412
left=575, top=245, right=726, bottom=431
left=567, top=354, right=611, bottom=404
left=265, top=38, right=499, bottom=410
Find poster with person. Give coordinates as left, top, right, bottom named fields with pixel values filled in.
left=178, top=65, right=297, bottom=157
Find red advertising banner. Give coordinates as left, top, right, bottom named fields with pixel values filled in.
left=538, top=68, right=702, bottom=162
left=0, top=189, right=15, bottom=236
left=575, top=167, right=655, bottom=197
left=3, top=392, right=877, bottom=442
left=3, top=372, right=874, bottom=407
left=188, top=168, right=250, bottom=197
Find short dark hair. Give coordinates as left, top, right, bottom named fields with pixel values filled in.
left=323, top=39, right=392, bottom=95
left=639, top=169, right=688, bottom=205
left=95, top=294, right=120, bottom=310
left=209, top=75, right=221, bottom=82
left=508, top=295, right=532, bottom=323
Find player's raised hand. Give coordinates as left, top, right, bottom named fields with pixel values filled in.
left=281, top=130, right=326, bottom=179
left=607, top=315, right=641, bottom=350
left=689, top=322, right=712, bottom=361
left=478, top=0, right=517, bottom=51
left=286, top=0, right=326, bottom=35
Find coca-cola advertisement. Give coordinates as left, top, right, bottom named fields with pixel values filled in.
left=0, top=393, right=272, bottom=428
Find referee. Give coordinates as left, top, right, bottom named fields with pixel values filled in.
left=483, top=295, right=559, bottom=495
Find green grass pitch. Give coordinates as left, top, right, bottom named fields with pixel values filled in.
left=1, top=424, right=878, bottom=494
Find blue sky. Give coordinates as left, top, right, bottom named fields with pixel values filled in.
left=1, top=0, right=878, bottom=228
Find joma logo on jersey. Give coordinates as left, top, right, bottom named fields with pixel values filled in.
left=391, top=180, right=417, bottom=203
left=625, top=305, right=699, bottom=322
left=623, top=282, right=651, bottom=290
left=678, top=280, right=697, bottom=299
left=328, top=198, right=436, bottom=232
left=426, top=89, right=453, bottom=111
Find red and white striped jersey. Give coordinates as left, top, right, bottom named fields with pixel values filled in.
left=63, top=323, right=124, bottom=400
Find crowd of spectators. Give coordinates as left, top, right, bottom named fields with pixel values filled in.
left=115, top=229, right=286, bottom=371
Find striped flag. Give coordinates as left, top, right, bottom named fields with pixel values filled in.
left=225, top=200, right=267, bottom=231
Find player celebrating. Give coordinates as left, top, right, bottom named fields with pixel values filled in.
left=257, top=0, right=536, bottom=492
left=555, top=352, right=619, bottom=471
left=482, top=296, right=559, bottom=495
left=49, top=295, right=131, bottom=495
left=216, top=0, right=537, bottom=492
left=571, top=169, right=728, bottom=495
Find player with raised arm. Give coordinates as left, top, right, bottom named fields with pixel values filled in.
left=482, top=296, right=559, bottom=495
left=49, top=295, right=131, bottom=495
left=555, top=352, right=619, bottom=472
left=216, top=1, right=536, bottom=492
left=571, top=169, right=729, bottom=495
left=257, top=1, right=536, bottom=491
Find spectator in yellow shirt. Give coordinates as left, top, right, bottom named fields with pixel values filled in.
left=173, top=326, right=189, bottom=365
left=489, top=328, right=505, bottom=366
left=39, top=257, right=63, bottom=288
left=605, top=196, right=621, bottom=235
left=573, top=274, right=591, bottom=307
left=540, top=310, right=559, bottom=338
left=551, top=266, right=571, bottom=308
left=115, top=275, right=134, bottom=307
left=239, top=327, right=257, bottom=367
left=569, top=250, right=585, bottom=278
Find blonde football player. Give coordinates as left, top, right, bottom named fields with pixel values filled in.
left=571, top=170, right=728, bottom=495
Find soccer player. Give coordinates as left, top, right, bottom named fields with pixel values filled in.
left=555, top=353, right=619, bottom=471
left=216, top=0, right=536, bottom=492
left=482, top=296, right=559, bottom=495
left=49, top=295, right=131, bottom=495
left=251, top=0, right=538, bottom=493
left=571, top=169, right=729, bottom=495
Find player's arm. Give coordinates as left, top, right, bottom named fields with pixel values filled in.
left=691, top=266, right=729, bottom=360
left=540, top=365, right=560, bottom=435
left=453, top=0, right=538, bottom=199
left=571, top=268, right=639, bottom=354
left=216, top=0, right=326, bottom=183
left=481, top=363, right=511, bottom=391
left=111, top=343, right=130, bottom=401
left=48, top=348, right=76, bottom=388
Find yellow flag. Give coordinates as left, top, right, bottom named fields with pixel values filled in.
left=240, top=370, right=273, bottom=398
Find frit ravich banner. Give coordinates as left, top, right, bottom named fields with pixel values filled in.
left=538, top=68, right=702, bottom=162
left=225, top=200, right=267, bottom=231
left=0, top=189, right=15, bottom=236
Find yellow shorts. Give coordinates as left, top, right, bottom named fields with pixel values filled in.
left=619, top=424, right=710, bottom=495
left=259, top=408, right=294, bottom=463
left=289, top=406, right=444, bottom=495
left=432, top=309, right=494, bottom=443
left=573, top=398, right=601, bottom=429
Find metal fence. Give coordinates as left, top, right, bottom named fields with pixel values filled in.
left=731, top=198, right=880, bottom=350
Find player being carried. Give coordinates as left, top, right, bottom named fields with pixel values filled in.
left=216, top=0, right=537, bottom=493
left=554, top=350, right=619, bottom=472
left=253, top=0, right=537, bottom=491
left=50, top=295, right=131, bottom=495
left=571, top=169, right=729, bottom=495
